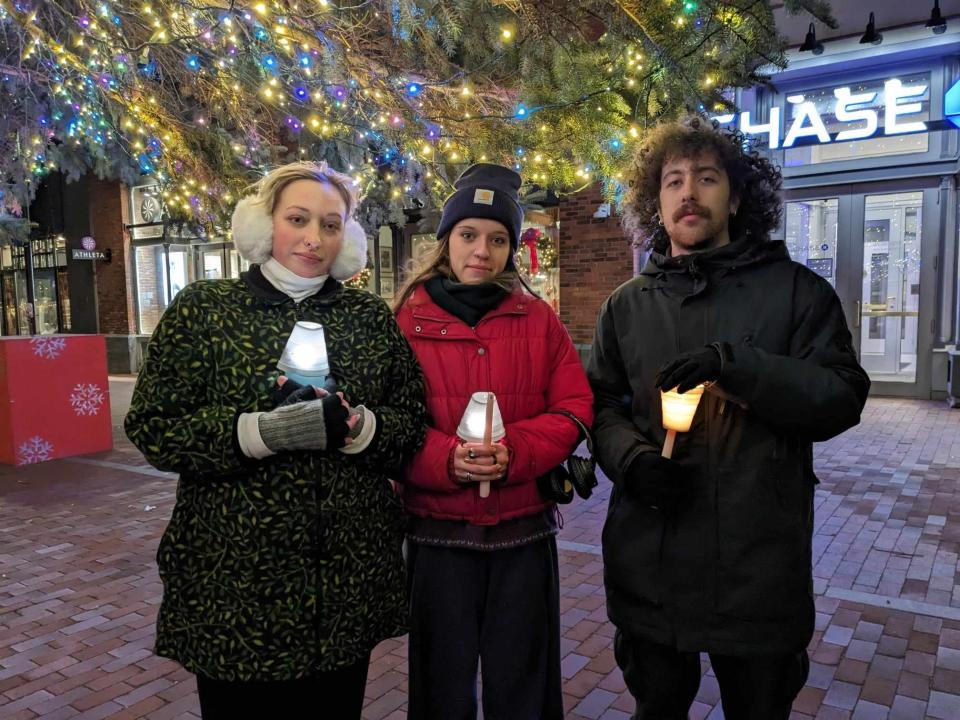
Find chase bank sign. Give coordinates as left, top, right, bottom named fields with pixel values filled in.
left=714, top=77, right=951, bottom=150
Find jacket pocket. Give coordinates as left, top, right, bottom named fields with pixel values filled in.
left=715, top=461, right=813, bottom=620
left=602, top=487, right=665, bottom=606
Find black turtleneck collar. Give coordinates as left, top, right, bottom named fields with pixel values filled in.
left=641, top=237, right=789, bottom=277
left=425, top=276, right=508, bottom=327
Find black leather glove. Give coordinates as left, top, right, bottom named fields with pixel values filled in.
left=655, top=345, right=723, bottom=393
left=624, top=452, right=691, bottom=511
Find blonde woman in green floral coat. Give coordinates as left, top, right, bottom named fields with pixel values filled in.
left=125, top=162, right=426, bottom=719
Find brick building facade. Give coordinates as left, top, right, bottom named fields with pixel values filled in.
left=88, top=178, right=135, bottom=336
left=558, top=184, right=635, bottom=352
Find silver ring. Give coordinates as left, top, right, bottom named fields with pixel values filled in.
left=468, top=449, right=476, bottom=460
left=465, top=472, right=473, bottom=482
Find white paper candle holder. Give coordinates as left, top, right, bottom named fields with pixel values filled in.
left=277, top=321, right=330, bottom=387
left=457, top=392, right=505, bottom=498
left=456, top=392, right=505, bottom=444
left=660, top=384, right=705, bottom=458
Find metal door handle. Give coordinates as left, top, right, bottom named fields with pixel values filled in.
left=854, top=301, right=860, bottom=328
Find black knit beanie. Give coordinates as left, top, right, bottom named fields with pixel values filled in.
left=436, top=164, right=524, bottom=249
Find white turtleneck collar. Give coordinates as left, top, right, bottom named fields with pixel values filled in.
left=260, top=257, right=329, bottom=302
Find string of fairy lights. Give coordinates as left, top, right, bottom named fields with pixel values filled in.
left=0, top=0, right=787, bottom=226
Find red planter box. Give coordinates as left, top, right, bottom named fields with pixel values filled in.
left=0, top=335, right=113, bottom=465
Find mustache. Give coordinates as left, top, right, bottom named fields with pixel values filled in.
left=673, top=204, right=710, bottom=222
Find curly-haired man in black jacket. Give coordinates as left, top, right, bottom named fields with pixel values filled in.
left=589, top=116, right=870, bottom=720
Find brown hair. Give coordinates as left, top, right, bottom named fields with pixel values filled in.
left=621, top=115, right=783, bottom=254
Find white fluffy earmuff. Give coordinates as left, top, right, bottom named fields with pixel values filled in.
left=230, top=196, right=273, bottom=266
left=330, top=218, right=368, bottom=282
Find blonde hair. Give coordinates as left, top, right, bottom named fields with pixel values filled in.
left=249, top=161, right=360, bottom=218
left=392, top=234, right=536, bottom=312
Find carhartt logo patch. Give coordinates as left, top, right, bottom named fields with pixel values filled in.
left=474, top=189, right=494, bottom=205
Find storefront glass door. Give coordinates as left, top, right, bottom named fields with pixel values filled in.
left=859, top=193, right=922, bottom=383
left=784, top=182, right=936, bottom=398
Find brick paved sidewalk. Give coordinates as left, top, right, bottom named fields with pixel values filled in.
left=2, top=385, right=960, bottom=719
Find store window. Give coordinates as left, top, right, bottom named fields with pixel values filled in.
left=202, top=249, right=225, bottom=280
left=410, top=232, right=437, bottom=274
left=134, top=244, right=167, bottom=335
left=130, top=184, right=165, bottom=239
left=784, top=199, right=839, bottom=286
left=783, top=72, right=930, bottom=167
left=166, top=244, right=196, bottom=297
left=229, top=250, right=250, bottom=280
left=0, top=236, right=69, bottom=335
left=376, top=226, right=397, bottom=301
left=517, top=225, right=560, bottom=313
left=133, top=241, right=247, bottom=335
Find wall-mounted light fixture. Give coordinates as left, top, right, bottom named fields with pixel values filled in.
left=926, top=0, right=947, bottom=35
left=799, top=22, right=824, bottom=54
left=859, top=12, right=883, bottom=45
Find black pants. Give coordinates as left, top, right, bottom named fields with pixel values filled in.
left=614, top=630, right=809, bottom=720
left=195, top=653, right=370, bottom=720
left=406, top=538, right=563, bottom=720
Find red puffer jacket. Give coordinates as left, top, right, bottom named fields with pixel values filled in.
left=396, top=285, right=594, bottom=526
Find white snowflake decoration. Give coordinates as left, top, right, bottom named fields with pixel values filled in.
left=70, top=383, right=104, bottom=415
left=30, top=337, right=67, bottom=359
left=70, top=383, right=105, bottom=416
left=16, top=436, right=54, bottom=465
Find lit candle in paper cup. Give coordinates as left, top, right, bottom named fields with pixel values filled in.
left=457, top=392, right=505, bottom=498
left=277, top=321, right=331, bottom=387
left=660, top=384, right=705, bottom=459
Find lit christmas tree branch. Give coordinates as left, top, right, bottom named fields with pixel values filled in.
left=0, top=0, right=834, bottom=229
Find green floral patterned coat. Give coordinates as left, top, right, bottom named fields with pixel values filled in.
left=125, top=267, right=426, bottom=681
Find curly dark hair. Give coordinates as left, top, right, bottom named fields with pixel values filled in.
left=620, top=115, right=783, bottom=254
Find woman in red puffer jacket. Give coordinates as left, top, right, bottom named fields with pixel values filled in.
left=393, top=163, right=593, bottom=720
